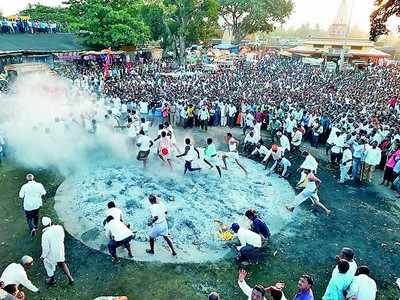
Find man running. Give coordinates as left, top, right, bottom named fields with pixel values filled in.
left=203, top=138, right=222, bottom=177
left=136, top=130, right=153, bottom=168
left=222, top=133, right=248, bottom=175
left=146, top=195, right=177, bottom=256
left=176, top=138, right=201, bottom=174
left=286, top=169, right=331, bottom=216
left=158, top=131, right=173, bottom=168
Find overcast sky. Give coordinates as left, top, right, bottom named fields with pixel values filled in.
left=1, top=0, right=398, bottom=31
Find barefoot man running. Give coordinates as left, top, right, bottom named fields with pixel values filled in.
left=176, top=138, right=201, bottom=174
left=286, top=169, right=331, bottom=216
left=203, top=138, right=222, bottom=178
left=158, top=131, right=173, bottom=169
left=222, top=133, right=248, bottom=175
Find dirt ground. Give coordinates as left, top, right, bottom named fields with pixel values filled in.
left=0, top=126, right=399, bottom=300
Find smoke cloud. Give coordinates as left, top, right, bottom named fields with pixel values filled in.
left=0, top=73, right=132, bottom=175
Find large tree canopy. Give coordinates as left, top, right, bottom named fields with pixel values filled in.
left=18, top=0, right=151, bottom=49
left=142, top=0, right=219, bottom=65
left=370, top=0, right=400, bottom=41
left=220, top=0, right=293, bottom=43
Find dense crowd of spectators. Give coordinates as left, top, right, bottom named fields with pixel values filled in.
left=55, top=55, right=400, bottom=194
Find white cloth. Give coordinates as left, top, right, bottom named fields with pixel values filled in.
left=41, top=225, right=66, bottom=277
left=106, top=207, right=123, bottom=222
left=19, top=181, right=46, bottom=211
left=251, top=146, right=271, bottom=162
left=300, top=154, right=318, bottom=172
left=279, top=135, right=291, bottom=152
left=149, top=201, right=167, bottom=224
left=139, top=101, right=148, bottom=114
left=245, top=113, right=254, bottom=127
left=244, top=133, right=257, bottom=144
left=253, top=122, right=261, bottom=142
left=347, top=274, right=377, bottom=300
left=236, top=227, right=262, bottom=250
left=136, top=135, right=152, bottom=151
left=104, top=219, right=133, bottom=242
left=41, top=225, right=66, bottom=263
left=342, top=149, right=353, bottom=166
left=364, top=147, right=381, bottom=166
left=0, top=263, right=38, bottom=292
left=291, top=130, right=303, bottom=147
left=331, top=135, right=345, bottom=154
left=228, top=138, right=239, bottom=152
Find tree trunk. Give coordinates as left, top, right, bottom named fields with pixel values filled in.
left=179, top=31, right=186, bottom=70
left=232, top=15, right=241, bottom=44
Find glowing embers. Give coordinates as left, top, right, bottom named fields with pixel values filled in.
left=55, top=155, right=295, bottom=263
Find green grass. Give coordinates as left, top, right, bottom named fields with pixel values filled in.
left=0, top=159, right=399, bottom=300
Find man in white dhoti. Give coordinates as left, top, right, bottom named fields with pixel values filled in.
left=339, top=144, right=352, bottom=183
left=40, top=217, right=74, bottom=285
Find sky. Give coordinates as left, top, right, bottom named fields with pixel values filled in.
left=0, top=0, right=398, bottom=32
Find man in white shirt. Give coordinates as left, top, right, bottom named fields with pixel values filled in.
left=146, top=195, right=177, bottom=256
left=243, top=111, right=254, bottom=135
left=220, top=102, right=227, bottom=127
left=18, top=174, right=46, bottom=236
left=339, top=144, right=353, bottom=183
left=228, top=104, right=237, bottom=128
left=347, top=266, right=377, bottom=300
left=277, top=131, right=291, bottom=154
left=199, top=107, right=210, bottom=131
left=139, top=100, right=149, bottom=115
left=104, top=215, right=134, bottom=262
left=330, top=130, right=345, bottom=166
left=361, top=142, right=381, bottom=183
left=291, top=125, right=303, bottom=154
left=40, top=217, right=74, bottom=285
left=0, top=256, right=39, bottom=293
left=268, top=157, right=292, bottom=178
left=250, top=143, right=271, bottom=164
left=231, top=223, right=262, bottom=263
left=244, top=131, right=257, bottom=156
left=105, top=201, right=124, bottom=224
left=136, top=130, right=153, bottom=168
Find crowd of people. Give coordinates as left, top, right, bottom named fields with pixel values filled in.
left=1, top=18, right=59, bottom=34
left=55, top=55, right=400, bottom=195
left=1, top=54, right=400, bottom=299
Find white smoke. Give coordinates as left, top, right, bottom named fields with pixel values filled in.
left=0, top=73, right=132, bottom=175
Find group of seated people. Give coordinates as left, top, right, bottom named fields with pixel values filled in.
left=1, top=19, right=58, bottom=34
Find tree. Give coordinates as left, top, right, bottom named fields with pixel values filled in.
left=67, top=0, right=151, bottom=49
left=142, top=0, right=219, bottom=66
left=370, top=0, right=400, bottom=41
left=220, top=0, right=293, bottom=44
left=19, top=4, right=74, bottom=31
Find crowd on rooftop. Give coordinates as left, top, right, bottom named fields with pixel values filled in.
left=1, top=18, right=59, bottom=34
